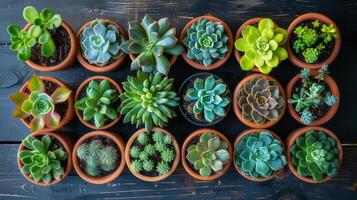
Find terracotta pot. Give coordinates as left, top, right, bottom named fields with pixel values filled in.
left=74, top=76, right=123, bottom=129
left=233, top=129, right=286, bottom=182
left=233, top=73, right=286, bottom=128
left=178, top=72, right=232, bottom=126
left=182, top=128, right=232, bottom=181
left=287, top=13, right=341, bottom=69
left=234, top=18, right=284, bottom=73
left=286, top=126, right=343, bottom=183
left=23, top=21, right=77, bottom=72
left=17, top=131, right=73, bottom=186
left=179, top=15, right=233, bottom=71
left=72, top=130, right=126, bottom=184
left=286, top=71, right=340, bottom=126
left=19, top=75, right=74, bottom=133
left=125, top=127, right=180, bottom=182
left=77, top=18, right=128, bottom=73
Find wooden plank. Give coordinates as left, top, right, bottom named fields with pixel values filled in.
left=0, top=144, right=356, bottom=200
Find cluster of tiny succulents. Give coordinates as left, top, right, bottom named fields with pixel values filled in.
left=183, top=17, right=229, bottom=66
left=10, top=74, right=71, bottom=132
left=118, top=70, right=179, bottom=132
left=292, top=20, right=338, bottom=64
left=290, top=130, right=340, bottom=181
left=186, top=133, right=230, bottom=177
left=184, top=75, right=230, bottom=123
left=19, top=135, right=67, bottom=183
left=8, top=6, right=62, bottom=61
left=80, top=20, right=124, bottom=66
left=235, top=18, right=288, bottom=74
left=288, top=66, right=337, bottom=125
left=130, top=131, right=175, bottom=176
left=120, top=15, right=184, bottom=75
left=237, top=77, right=285, bottom=125
left=77, top=138, right=118, bottom=177
left=235, top=131, right=287, bottom=179
left=75, top=79, right=120, bottom=128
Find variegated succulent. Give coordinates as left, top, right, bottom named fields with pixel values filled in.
left=183, top=17, right=229, bottom=66
left=80, top=20, right=124, bottom=66
left=237, top=77, right=285, bottom=125
left=10, top=75, right=71, bottom=132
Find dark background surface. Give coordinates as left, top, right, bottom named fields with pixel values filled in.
left=0, top=0, right=356, bottom=199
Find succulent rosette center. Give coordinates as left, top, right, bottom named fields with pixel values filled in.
left=31, top=93, right=54, bottom=116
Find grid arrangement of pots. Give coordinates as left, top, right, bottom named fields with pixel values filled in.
left=9, top=6, right=342, bottom=185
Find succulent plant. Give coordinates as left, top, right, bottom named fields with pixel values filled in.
left=235, top=131, right=287, bottom=179
left=10, top=75, right=71, bottom=132
left=118, top=70, right=179, bottom=132
left=235, top=18, right=288, bottom=74
left=80, top=20, right=124, bottom=66
left=74, top=79, right=120, bottom=128
left=237, top=77, right=285, bottom=125
left=320, top=24, right=338, bottom=43
left=18, top=135, right=67, bottom=183
left=77, top=138, right=118, bottom=177
left=288, top=67, right=338, bottom=125
left=183, top=17, right=229, bottom=66
left=186, top=133, right=230, bottom=177
left=120, top=15, right=184, bottom=75
left=184, top=75, right=230, bottom=123
left=129, top=130, right=176, bottom=176
left=290, top=130, right=340, bottom=181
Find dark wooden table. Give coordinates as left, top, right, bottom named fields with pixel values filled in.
left=0, top=0, right=356, bottom=199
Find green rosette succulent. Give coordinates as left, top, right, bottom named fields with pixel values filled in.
left=186, top=133, right=230, bottom=177
left=74, top=79, right=120, bottom=128
left=184, top=75, right=230, bottom=123
left=118, top=70, right=179, bottom=132
left=290, top=130, right=340, bottom=181
left=120, top=15, right=184, bottom=75
left=235, top=18, right=288, bottom=74
left=10, top=74, right=71, bottom=132
left=18, top=135, right=67, bottom=183
left=80, top=20, right=124, bottom=66
left=183, top=17, right=229, bottom=66
left=237, top=77, right=285, bottom=125
left=235, top=131, right=287, bottom=179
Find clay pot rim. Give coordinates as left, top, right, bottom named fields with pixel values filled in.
left=286, top=126, right=343, bottom=183
left=24, top=21, right=77, bottom=72
left=181, top=128, right=233, bottom=181
left=74, top=76, right=123, bottom=130
left=287, top=12, right=341, bottom=69
left=76, top=18, right=128, bottom=73
left=125, top=127, right=180, bottom=182
left=178, top=72, right=232, bottom=126
left=17, top=131, right=73, bottom=186
left=72, top=130, right=126, bottom=184
left=233, top=129, right=286, bottom=182
left=286, top=71, right=340, bottom=126
left=232, top=73, right=286, bottom=128
left=179, top=15, right=233, bottom=71
left=19, top=75, right=74, bottom=133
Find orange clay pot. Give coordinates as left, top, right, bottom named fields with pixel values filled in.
left=77, top=18, right=128, bottom=73
left=286, top=71, right=340, bottom=126
left=19, top=75, right=74, bottom=133
left=286, top=126, right=343, bottom=183
left=233, top=73, right=286, bottom=129
left=180, top=15, right=233, bottom=71
left=72, top=130, right=126, bottom=184
left=182, top=128, right=232, bottom=181
left=17, top=131, right=73, bottom=186
left=233, top=129, right=286, bottom=182
left=74, top=76, right=123, bottom=129
left=287, top=13, right=341, bottom=69
left=23, top=21, right=77, bottom=72
left=125, top=127, right=180, bottom=182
